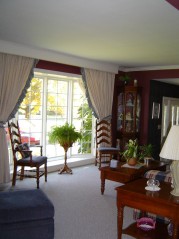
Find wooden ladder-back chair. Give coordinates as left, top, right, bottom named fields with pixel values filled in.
left=95, top=119, right=120, bottom=168
left=8, top=120, right=47, bottom=188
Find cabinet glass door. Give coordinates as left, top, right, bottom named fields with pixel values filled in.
left=117, top=93, right=124, bottom=131
left=124, top=92, right=135, bottom=133
left=117, top=88, right=141, bottom=133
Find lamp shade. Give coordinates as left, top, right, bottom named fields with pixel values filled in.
left=160, top=125, right=179, bottom=196
left=160, top=125, right=179, bottom=161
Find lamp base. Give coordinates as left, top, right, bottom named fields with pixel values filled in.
left=170, top=161, right=179, bottom=196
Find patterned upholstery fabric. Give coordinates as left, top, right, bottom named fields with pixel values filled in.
left=144, top=170, right=172, bottom=183
left=133, top=170, right=172, bottom=224
left=16, top=143, right=31, bottom=158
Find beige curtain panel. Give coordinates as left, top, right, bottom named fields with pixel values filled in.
left=83, top=68, right=115, bottom=120
left=0, top=53, right=37, bottom=184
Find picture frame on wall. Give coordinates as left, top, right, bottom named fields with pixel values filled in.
left=152, top=102, right=160, bottom=119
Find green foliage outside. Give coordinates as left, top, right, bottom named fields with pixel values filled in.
left=19, top=78, right=63, bottom=119
left=77, top=102, right=92, bottom=153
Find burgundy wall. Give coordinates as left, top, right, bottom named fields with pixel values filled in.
left=36, top=60, right=81, bottom=75
left=166, top=0, right=179, bottom=10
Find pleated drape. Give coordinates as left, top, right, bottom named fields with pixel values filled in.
left=0, top=53, right=37, bottom=183
left=81, top=68, right=115, bottom=120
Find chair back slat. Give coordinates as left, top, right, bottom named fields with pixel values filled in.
left=95, top=119, right=120, bottom=168
left=98, top=138, right=111, bottom=145
left=8, top=120, right=22, bottom=162
left=96, top=119, right=112, bottom=148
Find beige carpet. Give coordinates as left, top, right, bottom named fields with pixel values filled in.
left=1, top=164, right=135, bottom=239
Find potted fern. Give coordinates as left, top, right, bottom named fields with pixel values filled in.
left=49, top=122, right=82, bottom=174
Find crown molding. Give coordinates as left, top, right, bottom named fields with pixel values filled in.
left=119, top=65, right=179, bottom=72
left=0, top=40, right=119, bottom=74
left=1, top=39, right=178, bottom=74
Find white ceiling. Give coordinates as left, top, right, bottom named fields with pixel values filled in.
left=0, top=0, right=179, bottom=73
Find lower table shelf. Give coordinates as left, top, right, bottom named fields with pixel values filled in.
left=122, top=221, right=172, bottom=239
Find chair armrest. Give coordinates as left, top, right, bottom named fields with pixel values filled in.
left=30, top=145, right=43, bottom=156
left=22, top=149, right=32, bottom=153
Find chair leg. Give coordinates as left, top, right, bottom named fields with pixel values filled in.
left=45, top=163, right=47, bottom=182
left=99, top=154, right=102, bottom=169
left=36, top=167, right=40, bottom=189
left=20, top=166, right=24, bottom=180
left=95, top=158, right=97, bottom=166
left=12, top=165, right=17, bottom=186
left=95, top=151, right=98, bottom=166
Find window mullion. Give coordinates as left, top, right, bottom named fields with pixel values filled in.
left=67, top=79, right=73, bottom=157
left=42, top=76, right=48, bottom=154
left=68, top=79, right=73, bottom=124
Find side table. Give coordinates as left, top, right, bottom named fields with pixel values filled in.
left=116, top=178, right=179, bottom=239
left=100, top=160, right=167, bottom=194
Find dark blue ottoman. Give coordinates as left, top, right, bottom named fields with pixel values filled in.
left=0, top=189, right=54, bottom=239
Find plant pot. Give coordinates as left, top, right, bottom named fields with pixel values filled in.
left=128, top=157, right=137, bottom=166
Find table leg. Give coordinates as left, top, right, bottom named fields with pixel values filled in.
left=117, top=205, right=124, bottom=239
left=101, top=172, right=105, bottom=195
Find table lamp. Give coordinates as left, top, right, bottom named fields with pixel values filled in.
left=159, top=125, right=179, bottom=196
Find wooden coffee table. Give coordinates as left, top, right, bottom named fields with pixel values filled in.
left=100, top=160, right=167, bottom=194
left=116, top=178, right=179, bottom=239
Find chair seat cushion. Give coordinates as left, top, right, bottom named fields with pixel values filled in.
left=18, top=156, right=47, bottom=166
left=0, top=189, right=54, bottom=224
left=97, top=147, right=119, bottom=152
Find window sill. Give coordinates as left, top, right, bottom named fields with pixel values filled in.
left=47, top=156, right=95, bottom=173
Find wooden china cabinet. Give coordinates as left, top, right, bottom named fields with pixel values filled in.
left=117, top=85, right=141, bottom=151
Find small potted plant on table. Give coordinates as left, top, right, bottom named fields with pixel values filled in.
left=49, top=122, right=82, bottom=174
left=139, top=144, right=153, bottom=165
left=121, top=139, right=139, bottom=166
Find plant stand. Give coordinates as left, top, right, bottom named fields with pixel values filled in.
left=58, top=145, right=72, bottom=174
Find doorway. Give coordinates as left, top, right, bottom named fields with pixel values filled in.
left=161, top=96, right=179, bottom=146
